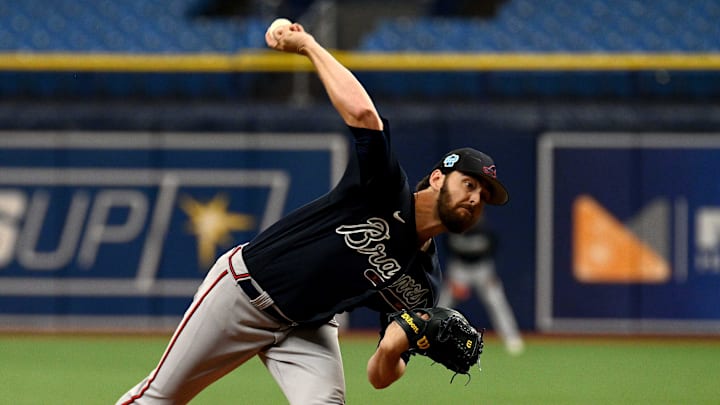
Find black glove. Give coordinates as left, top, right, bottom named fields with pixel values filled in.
left=389, top=307, right=483, bottom=376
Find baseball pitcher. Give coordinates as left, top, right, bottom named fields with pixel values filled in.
left=117, top=19, right=509, bottom=405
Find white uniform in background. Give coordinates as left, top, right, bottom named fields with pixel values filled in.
left=439, top=222, right=524, bottom=355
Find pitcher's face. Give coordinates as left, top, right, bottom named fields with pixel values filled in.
left=437, top=171, right=488, bottom=233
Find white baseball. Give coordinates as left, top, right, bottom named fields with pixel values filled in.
left=266, top=18, right=292, bottom=40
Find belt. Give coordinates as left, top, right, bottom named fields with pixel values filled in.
left=228, top=246, right=296, bottom=326
left=237, top=276, right=296, bottom=325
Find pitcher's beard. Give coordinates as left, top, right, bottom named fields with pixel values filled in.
left=437, top=183, right=475, bottom=233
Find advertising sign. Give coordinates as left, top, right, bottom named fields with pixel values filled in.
left=537, top=133, right=720, bottom=334
left=0, top=132, right=347, bottom=328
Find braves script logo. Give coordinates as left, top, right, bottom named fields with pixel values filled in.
left=386, top=274, right=429, bottom=307
left=336, top=217, right=401, bottom=286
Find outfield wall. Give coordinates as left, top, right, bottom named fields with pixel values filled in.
left=1, top=96, right=719, bottom=334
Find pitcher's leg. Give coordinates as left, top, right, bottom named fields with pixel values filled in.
left=261, top=320, right=345, bottom=405
left=117, top=255, right=278, bottom=404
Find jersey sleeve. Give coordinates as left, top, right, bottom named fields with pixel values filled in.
left=347, top=118, right=405, bottom=193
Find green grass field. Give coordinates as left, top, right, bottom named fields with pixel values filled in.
left=1, top=333, right=718, bottom=404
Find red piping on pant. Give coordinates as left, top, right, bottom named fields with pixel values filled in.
left=121, top=269, right=230, bottom=404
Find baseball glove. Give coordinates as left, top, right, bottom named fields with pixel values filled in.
left=389, top=307, right=483, bottom=377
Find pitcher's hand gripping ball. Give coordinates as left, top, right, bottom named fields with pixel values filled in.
left=389, top=307, right=484, bottom=377
left=266, top=18, right=292, bottom=42
left=265, top=17, right=312, bottom=53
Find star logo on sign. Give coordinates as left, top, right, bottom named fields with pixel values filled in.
left=180, top=193, right=255, bottom=268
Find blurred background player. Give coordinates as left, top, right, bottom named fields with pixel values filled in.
left=439, top=218, right=524, bottom=355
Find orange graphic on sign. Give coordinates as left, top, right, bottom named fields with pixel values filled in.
left=572, top=195, right=670, bottom=283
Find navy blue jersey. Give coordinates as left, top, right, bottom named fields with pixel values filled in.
left=242, top=119, right=442, bottom=324
left=361, top=240, right=441, bottom=313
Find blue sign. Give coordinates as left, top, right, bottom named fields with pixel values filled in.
left=537, top=133, right=720, bottom=334
left=0, top=132, right=347, bottom=327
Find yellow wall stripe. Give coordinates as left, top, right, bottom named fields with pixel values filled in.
left=1, top=51, right=720, bottom=72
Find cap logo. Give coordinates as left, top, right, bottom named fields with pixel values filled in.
left=443, top=154, right=460, bottom=168
left=483, top=165, right=497, bottom=178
